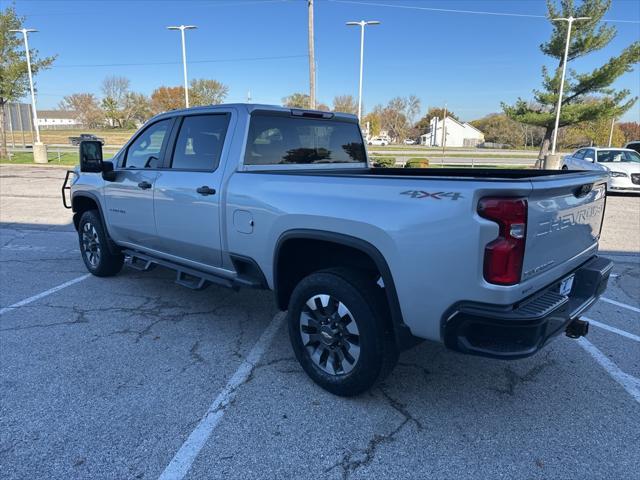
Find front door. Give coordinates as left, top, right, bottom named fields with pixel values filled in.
left=104, top=118, right=174, bottom=248
left=153, top=113, right=231, bottom=268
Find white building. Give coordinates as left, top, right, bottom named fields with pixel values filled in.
left=37, top=110, right=80, bottom=129
left=420, top=116, right=484, bottom=148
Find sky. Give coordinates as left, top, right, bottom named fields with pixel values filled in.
left=9, top=0, right=640, bottom=122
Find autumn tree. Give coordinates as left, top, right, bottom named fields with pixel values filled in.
left=190, top=78, right=228, bottom=106
left=374, top=95, right=421, bottom=141
left=470, top=113, right=524, bottom=146
left=59, top=93, right=103, bottom=127
left=282, top=92, right=311, bottom=109
left=332, top=95, right=358, bottom=115
left=503, top=0, right=640, bottom=159
left=151, top=86, right=185, bottom=114
left=618, top=121, right=640, bottom=144
left=0, top=6, right=55, bottom=157
left=562, top=117, right=624, bottom=148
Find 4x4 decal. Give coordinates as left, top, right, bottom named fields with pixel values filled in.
left=401, top=190, right=463, bottom=200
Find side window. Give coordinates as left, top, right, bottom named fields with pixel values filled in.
left=573, top=149, right=585, bottom=159
left=244, top=114, right=366, bottom=165
left=124, top=119, right=172, bottom=169
left=171, top=114, right=230, bottom=170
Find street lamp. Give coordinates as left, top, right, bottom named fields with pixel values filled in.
left=346, top=20, right=380, bottom=120
left=10, top=28, right=41, bottom=145
left=549, top=16, right=591, bottom=155
left=167, top=25, right=197, bottom=108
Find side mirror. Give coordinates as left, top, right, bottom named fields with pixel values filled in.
left=79, top=140, right=103, bottom=172
left=101, top=161, right=116, bottom=182
left=584, top=157, right=594, bottom=162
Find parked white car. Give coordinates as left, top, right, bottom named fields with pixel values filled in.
left=403, top=139, right=416, bottom=145
left=562, top=147, right=640, bottom=194
left=368, top=137, right=389, bottom=146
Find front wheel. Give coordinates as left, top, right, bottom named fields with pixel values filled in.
left=78, top=210, right=123, bottom=277
left=562, top=165, right=568, bottom=170
left=287, top=268, right=397, bottom=396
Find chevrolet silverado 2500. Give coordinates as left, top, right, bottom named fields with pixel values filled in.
left=63, top=104, right=612, bottom=396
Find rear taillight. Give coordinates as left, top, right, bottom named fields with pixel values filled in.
left=478, top=197, right=527, bottom=285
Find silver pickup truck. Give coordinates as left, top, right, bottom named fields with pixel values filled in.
left=63, top=104, right=612, bottom=396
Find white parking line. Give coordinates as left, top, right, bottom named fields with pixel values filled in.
left=600, top=297, right=640, bottom=314
left=578, top=337, right=640, bottom=404
left=585, top=317, right=640, bottom=342
left=0, top=274, right=91, bottom=316
left=158, top=312, right=285, bottom=480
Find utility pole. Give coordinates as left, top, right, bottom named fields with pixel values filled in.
left=308, top=0, right=316, bottom=109
left=550, top=16, right=591, bottom=155
left=167, top=25, right=197, bottom=108
left=346, top=20, right=380, bottom=119
left=608, top=117, right=615, bottom=147
left=440, top=104, right=447, bottom=166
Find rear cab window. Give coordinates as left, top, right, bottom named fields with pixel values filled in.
left=171, top=114, right=230, bottom=171
left=244, top=112, right=366, bottom=167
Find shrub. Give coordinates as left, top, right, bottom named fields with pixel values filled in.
left=404, top=157, right=429, bottom=168
left=372, top=156, right=396, bottom=168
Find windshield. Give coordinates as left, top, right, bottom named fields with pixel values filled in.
left=597, top=150, right=640, bottom=163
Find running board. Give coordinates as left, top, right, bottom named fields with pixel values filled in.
left=122, top=249, right=236, bottom=290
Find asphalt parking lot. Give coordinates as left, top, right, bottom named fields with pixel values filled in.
left=1, top=164, right=639, bottom=480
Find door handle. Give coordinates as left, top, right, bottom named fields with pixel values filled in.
left=196, top=186, right=216, bottom=196
left=138, top=181, right=152, bottom=190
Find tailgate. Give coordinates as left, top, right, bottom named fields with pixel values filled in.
left=523, top=172, right=607, bottom=281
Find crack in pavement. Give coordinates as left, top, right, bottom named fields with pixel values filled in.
left=494, top=355, right=557, bottom=396
left=324, top=387, right=422, bottom=480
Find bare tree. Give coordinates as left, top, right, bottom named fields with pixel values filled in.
left=332, top=95, right=358, bottom=115
left=59, top=93, right=104, bottom=128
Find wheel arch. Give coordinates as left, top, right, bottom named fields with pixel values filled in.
left=274, top=229, right=417, bottom=350
left=71, top=192, right=120, bottom=254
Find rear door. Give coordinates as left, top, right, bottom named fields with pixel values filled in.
left=523, top=172, right=607, bottom=282
left=104, top=118, right=174, bottom=247
left=153, top=112, right=231, bottom=268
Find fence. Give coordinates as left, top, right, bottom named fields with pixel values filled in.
left=3, top=103, right=35, bottom=148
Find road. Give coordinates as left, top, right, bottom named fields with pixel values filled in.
left=1, top=165, right=638, bottom=480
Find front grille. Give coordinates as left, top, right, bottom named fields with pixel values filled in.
left=632, top=173, right=640, bottom=185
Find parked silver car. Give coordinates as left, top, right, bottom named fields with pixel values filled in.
left=562, top=147, right=640, bottom=194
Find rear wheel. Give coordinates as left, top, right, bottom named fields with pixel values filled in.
left=78, top=210, right=123, bottom=277
left=562, top=165, right=568, bottom=170
left=287, top=268, right=397, bottom=396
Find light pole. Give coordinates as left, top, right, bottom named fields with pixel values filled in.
left=346, top=20, right=380, bottom=119
left=550, top=16, right=591, bottom=155
left=10, top=28, right=41, bottom=145
left=167, top=25, right=197, bottom=108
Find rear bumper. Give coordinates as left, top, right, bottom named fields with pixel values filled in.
left=442, top=256, right=613, bottom=360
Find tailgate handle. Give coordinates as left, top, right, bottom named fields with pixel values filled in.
left=574, top=183, right=593, bottom=198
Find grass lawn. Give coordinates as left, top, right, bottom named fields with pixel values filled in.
left=1, top=151, right=79, bottom=166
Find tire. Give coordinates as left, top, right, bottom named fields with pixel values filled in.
left=287, top=268, right=398, bottom=396
left=562, top=165, right=568, bottom=170
left=78, top=210, right=124, bottom=277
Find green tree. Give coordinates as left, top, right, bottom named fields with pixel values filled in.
left=100, top=76, right=132, bottom=128
left=122, top=92, right=152, bottom=127
left=415, top=107, right=458, bottom=135
left=0, top=6, right=55, bottom=157
left=190, top=78, right=228, bottom=106
left=503, top=0, right=640, bottom=159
